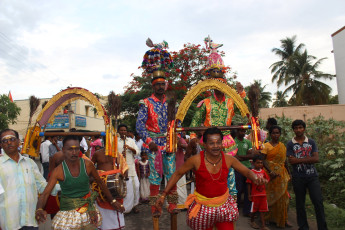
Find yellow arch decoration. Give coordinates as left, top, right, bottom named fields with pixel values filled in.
left=175, top=79, right=250, bottom=122
left=36, top=87, right=109, bottom=126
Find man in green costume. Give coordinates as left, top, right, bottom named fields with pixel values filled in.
left=35, top=135, right=124, bottom=230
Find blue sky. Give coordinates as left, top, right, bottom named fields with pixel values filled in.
left=1, top=0, right=344, bottom=100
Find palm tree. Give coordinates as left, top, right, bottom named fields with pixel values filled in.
left=270, top=35, right=305, bottom=87
left=282, top=50, right=334, bottom=105
left=272, top=91, right=288, bottom=107
left=245, top=80, right=272, bottom=108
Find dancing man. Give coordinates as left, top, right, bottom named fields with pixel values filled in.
left=156, top=127, right=265, bottom=230
left=35, top=135, right=124, bottom=229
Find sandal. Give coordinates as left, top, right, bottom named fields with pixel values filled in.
left=250, top=221, right=260, bottom=229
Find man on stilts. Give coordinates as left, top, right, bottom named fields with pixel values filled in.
left=136, top=38, right=178, bottom=229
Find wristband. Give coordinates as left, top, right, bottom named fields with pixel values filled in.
left=35, top=208, right=43, bottom=213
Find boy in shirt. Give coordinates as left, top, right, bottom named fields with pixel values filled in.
left=247, top=155, right=270, bottom=230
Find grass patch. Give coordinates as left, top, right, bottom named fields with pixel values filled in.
left=289, top=189, right=345, bottom=229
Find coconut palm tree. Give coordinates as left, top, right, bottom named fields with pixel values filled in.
left=272, top=91, right=288, bottom=107
left=245, top=80, right=272, bottom=108
left=283, top=50, right=334, bottom=105
left=270, top=35, right=305, bottom=87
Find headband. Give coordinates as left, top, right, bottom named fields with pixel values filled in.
left=152, top=78, right=166, bottom=85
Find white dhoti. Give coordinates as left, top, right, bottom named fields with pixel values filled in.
left=140, top=177, right=150, bottom=200
left=176, top=175, right=187, bottom=205
left=123, top=175, right=140, bottom=213
left=96, top=203, right=125, bottom=230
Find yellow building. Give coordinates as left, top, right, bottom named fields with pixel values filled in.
left=10, top=97, right=107, bottom=139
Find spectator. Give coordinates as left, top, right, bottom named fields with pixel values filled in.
left=234, top=126, right=258, bottom=217
left=0, top=129, right=60, bottom=230
left=49, top=136, right=61, bottom=158
left=247, top=155, right=270, bottom=230
left=40, top=136, right=52, bottom=179
left=90, top=136, right=102, bottom=158
left=261, top=125, right=291, bottom=227
left=138, top=151, right=150, bottom=202
left=286, top=120, right=327, bottom=230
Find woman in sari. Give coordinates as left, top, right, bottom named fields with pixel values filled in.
left=261, top=125, right=291, bottom=228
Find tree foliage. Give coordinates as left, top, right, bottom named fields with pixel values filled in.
left=244, top=79, right=272, bottom=108
left=121, top=43, right=236, bottom=130
left=272, top=91, right=288, bottom=107
left=0, top=94, right=21, bottom=130
left=271, top=36, right=334, bottom=106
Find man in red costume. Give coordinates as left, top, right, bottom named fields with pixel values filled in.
left=156, top=127, right=265, bottom=230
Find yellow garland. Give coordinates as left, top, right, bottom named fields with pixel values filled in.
left=175, top=79, right=250, bottom=122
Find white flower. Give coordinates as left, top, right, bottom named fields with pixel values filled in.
left=338, top=149, right=344, bottom=155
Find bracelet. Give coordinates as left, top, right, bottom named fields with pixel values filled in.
left=35, top=208, right=43, bottom=213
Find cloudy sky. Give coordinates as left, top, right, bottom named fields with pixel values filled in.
left=1, top=0, right=344, bottom=100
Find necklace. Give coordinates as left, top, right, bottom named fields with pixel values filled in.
left=205, top=153, right=222, bottom=167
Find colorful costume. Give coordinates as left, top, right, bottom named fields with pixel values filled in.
left=136, top=94, right=177, bottom=213
left=52, top=158, right=101, bottom=229
left=190, top=36, right=247, bottom=197
left=190, top=92, right=246, bottom=197
left=246, top=169, right=270, bottom=213
left=185, top=151, right=238, bottom=230
left=261, top=142, right=290, bottom=227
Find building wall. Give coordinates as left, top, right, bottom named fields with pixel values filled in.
left=259, top=104, right=345, bottom=122
left=10, top=98, right=107, bottom=139
left=332, top=26, right=345, bottom=104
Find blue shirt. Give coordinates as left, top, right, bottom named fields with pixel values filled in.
left=286, top=136, right=318, bottom=177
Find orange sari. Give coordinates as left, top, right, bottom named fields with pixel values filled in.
left=262, top=142, right=290, bottom=227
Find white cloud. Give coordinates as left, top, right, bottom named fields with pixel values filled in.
left=0, top=0, right=343, bottom=101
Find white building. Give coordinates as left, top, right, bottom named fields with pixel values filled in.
left=332, top=26, right=345, bottom=104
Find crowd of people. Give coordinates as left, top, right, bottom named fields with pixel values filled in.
left=0, top=76, right=328, bottom=230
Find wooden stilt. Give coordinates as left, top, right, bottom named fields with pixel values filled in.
left=152, top=217, right=159, bottom=230
left=170, top=213, right=177, bottom=230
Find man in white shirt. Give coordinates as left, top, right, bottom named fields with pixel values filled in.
left=134, top=132, right=143, bottom=160
left=40, top=137, right=52, bottom=179
left=0, top=129, right=60, bottom=230
left=117, top=124, right=140, bottom=213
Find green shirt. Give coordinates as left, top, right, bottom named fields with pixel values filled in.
left=234, top=137, right=252, bottom=168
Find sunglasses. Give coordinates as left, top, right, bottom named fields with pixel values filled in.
left=1, top=137, right=17, bottom=144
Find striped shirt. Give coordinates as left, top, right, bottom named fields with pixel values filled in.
left=0, top=153, right=59, bottom=230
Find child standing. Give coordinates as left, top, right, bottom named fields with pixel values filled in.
left=247, top=155, right=270, bottom=230
left=138, top=151, right=150, bottom=202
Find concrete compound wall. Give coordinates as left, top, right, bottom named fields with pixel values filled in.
left=332, top=26, right=345, bottom=104
left=259, top=104, right=345, bottom=122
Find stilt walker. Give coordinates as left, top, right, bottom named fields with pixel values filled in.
left=136, top=38, right=178, bottom=230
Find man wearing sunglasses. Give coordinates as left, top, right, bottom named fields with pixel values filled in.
left=0, top=129, right=60, bottom=230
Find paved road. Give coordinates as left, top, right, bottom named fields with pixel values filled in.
left=40, top=202, right=316, bottom=230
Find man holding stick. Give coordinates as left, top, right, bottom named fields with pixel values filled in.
left=156, top=127, right=265, bottom=230
left=35, top=135, right=124, bottom=229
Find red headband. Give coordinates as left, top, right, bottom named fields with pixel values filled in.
left=152, top=78, right=166, bottom=85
